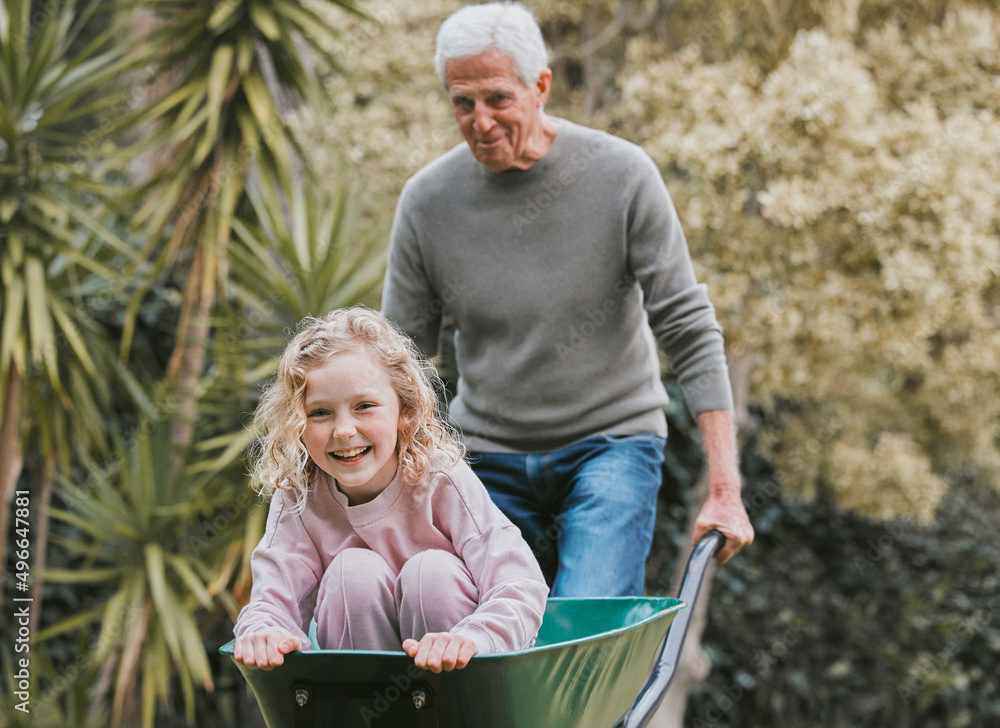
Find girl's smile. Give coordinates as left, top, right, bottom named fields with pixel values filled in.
left=331, top=446, right=370, bottom=462
left=302, top=349, right=401, bottom=505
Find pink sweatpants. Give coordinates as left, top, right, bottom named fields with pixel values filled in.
left=314, top=548, right=479, bottom=651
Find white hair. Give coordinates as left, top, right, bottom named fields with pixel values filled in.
left=434, top=2, right=548, bottom=88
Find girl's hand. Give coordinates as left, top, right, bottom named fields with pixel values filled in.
left=234, top=631, right=303, bottom=670
left=403, top=632, right=478, bottom=673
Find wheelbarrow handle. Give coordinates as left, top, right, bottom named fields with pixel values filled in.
left=616, top=529, right=725, bottom=728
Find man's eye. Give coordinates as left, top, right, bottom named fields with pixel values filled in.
left=489, top=93, right=511, bottom=107
left=453, top=97, right=474, bottom=112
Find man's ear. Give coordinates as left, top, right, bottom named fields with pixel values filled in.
left=535, top=68, right=552, bottom=107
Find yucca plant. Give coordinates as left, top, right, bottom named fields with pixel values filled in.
left=228, top=174, right=387, bottom=332
left=41, top=418, right=256, bottom=728
left=32, top=172, right=388, bottom=727
left=205, top=172, right=388, bottom=462
left=0, top=0, right=150, bottom=604
left=204, top=170, right=388, bottom=610
left=187, top=170, right=389, bottom=466
left=111, top=0, right=367, bottom=469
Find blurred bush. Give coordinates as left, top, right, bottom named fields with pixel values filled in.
left=650, top=388, right=1000, bottom=728
left=618, top=5, right=1000, bottom=521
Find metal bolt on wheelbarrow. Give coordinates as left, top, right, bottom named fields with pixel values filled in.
left=220, top=530, right=724, bottom=728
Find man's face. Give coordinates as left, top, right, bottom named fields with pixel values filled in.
left=444, top=48, right=550, bottom=173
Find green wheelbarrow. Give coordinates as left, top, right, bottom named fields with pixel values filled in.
left=220, top=531, right=723, bottom=728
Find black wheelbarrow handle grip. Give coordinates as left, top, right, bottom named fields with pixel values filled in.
left=616, top=529, right=725, bottom=728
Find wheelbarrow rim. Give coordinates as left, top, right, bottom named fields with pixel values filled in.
left=219, top=595, right=685, bottom=662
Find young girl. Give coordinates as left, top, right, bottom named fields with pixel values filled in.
left=233, top=307, right=547, bottom=673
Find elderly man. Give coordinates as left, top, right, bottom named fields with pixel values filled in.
left=382, top=2, right=753, bottom=597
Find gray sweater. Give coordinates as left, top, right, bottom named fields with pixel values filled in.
left=382, top=119, right=732, bottom=453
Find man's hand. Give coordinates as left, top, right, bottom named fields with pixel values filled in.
left=693, top=491, right=754, bottom=563
left=695, top=410, right=754, bottom=563
left=403, top=632, right=478, bottom=673
left=234, top=631, right=303, bottom=670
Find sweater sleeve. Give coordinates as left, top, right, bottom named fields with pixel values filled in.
left=381, top=182, right=443, bottom=358
left=232, top=493, right=322, bottom=650
left=625, top=149, right=734, bottom=415
left=434, top=465, right=548, bottom=654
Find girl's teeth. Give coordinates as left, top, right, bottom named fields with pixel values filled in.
left=333, top=446, right=368, bottom=460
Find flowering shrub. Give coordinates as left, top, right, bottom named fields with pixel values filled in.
left=618, top=7, right=1000, bottom=520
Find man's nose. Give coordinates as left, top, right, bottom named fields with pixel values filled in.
left=472, top=102, right=495, bottom=133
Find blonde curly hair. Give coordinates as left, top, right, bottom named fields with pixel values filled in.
left=249, top=307, right=464, bottom=512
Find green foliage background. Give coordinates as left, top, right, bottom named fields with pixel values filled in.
left=0, top=0, right=998, bottom=726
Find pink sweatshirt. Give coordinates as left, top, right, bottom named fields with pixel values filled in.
left=233, top=455, right=548, bottom=654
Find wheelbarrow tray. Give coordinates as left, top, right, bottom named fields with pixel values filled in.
left=221, top=596, right=683, bottom=728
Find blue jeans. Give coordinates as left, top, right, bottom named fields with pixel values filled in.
left=470, top=433, right=666, bottom=597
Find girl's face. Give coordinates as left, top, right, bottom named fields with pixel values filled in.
left=302, top=348, right=401, bottom=506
